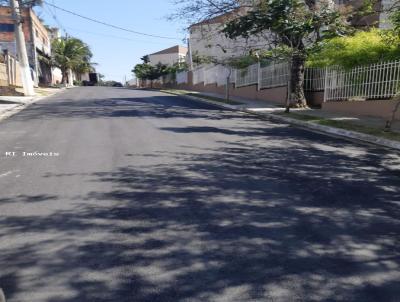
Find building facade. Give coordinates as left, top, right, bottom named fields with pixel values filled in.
left=188, top=10, right=269, bottom=65
left=148, top=45, right=188, bottom=66
left=0, top=6, right=52, bottom=86
left=188, top=0, right=394, bottom=66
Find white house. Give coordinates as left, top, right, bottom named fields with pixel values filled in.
left=188, top=0, right=393, bottom=66
left=188, top=9, right=270, bottom=65
left=148, top=45, right=188, bottom=66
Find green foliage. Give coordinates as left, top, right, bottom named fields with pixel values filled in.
left=228, top=55, right=259, bottom=69
left=51, top=37, right=93, bottom=83
left=132, top=62, right=169, bottom=81
left=307, top=29, right=400, bottom=69
left=390, top=8, right=400, bottom=32
left=193, top=52, right=259, bottom=69
left=224, top=0, right=347, bottom=48
left=133, top=61, right=188, bottom=81
left=223, top=0, right=350, bottom=104
left=140, top=55, right=150, bottom=64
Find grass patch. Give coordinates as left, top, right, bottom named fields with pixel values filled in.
left=275, top=112, right=400, bottom=142
left=160, top=89, right=243, bottom=105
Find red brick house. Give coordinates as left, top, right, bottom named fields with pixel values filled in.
left=0, top=6, right=52, bottom=86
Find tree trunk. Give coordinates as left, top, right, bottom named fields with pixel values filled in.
left=68, top=69, right=74, bottom=86
left=290, top=53, right=307, bottom=107
left=61, top=69, right=67, bottom=84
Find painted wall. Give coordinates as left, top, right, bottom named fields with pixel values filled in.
left=149, top=52, right=187, bottom=67
left=322, top=100, right=400, bottom=120
left=190, top=22, right=269, bottom=63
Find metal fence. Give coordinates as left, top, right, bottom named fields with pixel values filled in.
left=260, top=62, right=290, bottom=89
left=173, top=59, right=400, bottom=102
left=304, top=67, right=326, bottom=91
left=191, top=64, right=235, bottom=86
left=192, top=66, right=205, bottom=85
left=325, top=61, right=400, bottom=101
left=235, top=63, right=258, bottom=88
left=176, top=71, right=188, bottom=84
left=206, top=65, right=233, bottom=86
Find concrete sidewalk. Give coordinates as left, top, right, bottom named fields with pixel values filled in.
left=193, top=90, right=400, bottom=132
left=161, top=89, right=400, bottom=150
left=0, top=87, right=64, bottom=122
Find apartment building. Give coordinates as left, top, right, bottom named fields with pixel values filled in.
left=0, top=6, right=52, bottom=86
left=188, top=9, right=269, bottom=65
left=188, top=0, right=393, bottom=65
left=148, top=45, right=188, bottom=66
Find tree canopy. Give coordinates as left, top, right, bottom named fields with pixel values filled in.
left=51, top=37, right=93, bottom=83
left=132, top=58, right=188, bottom=87
left=223, top=0, right=350, bottom=106
left=307, top=29, right=400, bottom=69
left=174, top=0, right=353, bottom=106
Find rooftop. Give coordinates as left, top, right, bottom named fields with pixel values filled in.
left=149, top=45, right=188, bottom=56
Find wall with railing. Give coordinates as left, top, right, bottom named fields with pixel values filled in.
left=324, top=61, right=400, bottom=101
left=147, top=59, right=400, bottom=108
left=176, top=71, right=188, bottom=84
left=235, top=64, right=259, bottom=88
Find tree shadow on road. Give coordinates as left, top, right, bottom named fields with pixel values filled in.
left=0, top=127, right=399, bottom=301
left=4, top=94, right=240, bottom=122
left=1, top=88, right=400, bottom=301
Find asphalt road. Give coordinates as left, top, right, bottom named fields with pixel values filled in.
left=0, top=87, right=399, bottom=302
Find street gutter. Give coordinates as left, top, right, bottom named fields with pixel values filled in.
left=161, top=90, right=400, bottom=152
left=0, top=88, right=66, bottom=123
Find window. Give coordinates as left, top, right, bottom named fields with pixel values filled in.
left=35, top=30, right=39, bottom=37
left=0, top=24, right=15, bottom=32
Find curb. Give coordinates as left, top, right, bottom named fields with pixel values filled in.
left=162, top=90, right=400, bottom=151
left=0, top=88, right=66, bottom=123
left=248, top=110, right=400, bottom=151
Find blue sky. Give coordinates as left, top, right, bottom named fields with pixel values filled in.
left=35, top=0, right=186, bottom=82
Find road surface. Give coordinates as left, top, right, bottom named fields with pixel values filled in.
left=0, top=87, right=399, bottom=301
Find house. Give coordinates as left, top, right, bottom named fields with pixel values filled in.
left=188, top=0, right=393, bottom=66
left=188, top=9, right=270, bottom=65
left=0, top=6, right=53, bottom=86
left=148, top=45, right=188, bottom=67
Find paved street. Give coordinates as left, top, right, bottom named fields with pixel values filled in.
left=0, top=87, right=399, bottom=302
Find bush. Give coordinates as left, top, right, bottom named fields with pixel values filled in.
left=307, top=29, right=400, bottom=69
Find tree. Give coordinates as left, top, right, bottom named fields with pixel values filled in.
left=73, top=61, right=95, bottom=81
left=51, top=37, right=93, bottom=84
left=140, top=55, right=150, bottom=64
left=307, top=29, right=400, bottom=69
left=223, top=0, right=350, bottom=107
left=132, top=62, right=170, bottom=88
left=174, top=0, right=351, bottom=107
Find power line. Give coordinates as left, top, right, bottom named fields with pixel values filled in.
left=64, top=26, right=171, bottom=45
left=43, top=1, right=181, bottom=41
left=43, top=5, right=67, bottom=35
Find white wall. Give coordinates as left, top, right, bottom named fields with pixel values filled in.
left=189, top=22, right=270, bottom=63
left=149, top=52, right=186, bottom=66
left=51, top=67, right=62, bottom=85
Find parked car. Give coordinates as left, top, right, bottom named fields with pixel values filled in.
left=82, top=80, right=95, bottom=86
left=113, top=82, right=123, bottom=87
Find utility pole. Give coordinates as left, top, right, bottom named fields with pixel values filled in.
left=187, top=37, right=193, bottom=71
left=10, top=0, right=35, bottom=96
